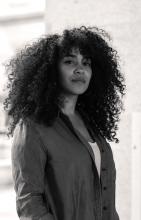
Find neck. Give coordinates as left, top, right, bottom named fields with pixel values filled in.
left=58, top=93, right=78, bottom=116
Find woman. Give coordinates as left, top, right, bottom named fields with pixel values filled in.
left=4, top=26, right=126, bottom=220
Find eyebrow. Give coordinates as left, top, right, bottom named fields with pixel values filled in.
left=63, top=54, right=91, bottom=59
left=63, top=54, right=76, bottom=58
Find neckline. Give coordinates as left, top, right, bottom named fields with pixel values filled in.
left=59, top=108, right=97, bottom=144
left=88, top=141, right=96, bottom=144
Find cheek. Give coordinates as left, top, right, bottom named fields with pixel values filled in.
left=87, top=69, right=92, bottom=82
left=58, top=66, right=71, bottom=88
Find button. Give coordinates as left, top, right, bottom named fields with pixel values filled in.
left=103, top=206, right=108, bottom=210
left=103, top=186, right=107, bottom=190
left=102, top=168, right=107, bottom=171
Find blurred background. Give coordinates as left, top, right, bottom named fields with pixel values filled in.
left=0, top=0, right=141, bottom=220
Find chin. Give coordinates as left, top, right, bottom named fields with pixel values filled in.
left=71, top=88, right=88, bottom=95
left=61, top=84, right=89, bottom=96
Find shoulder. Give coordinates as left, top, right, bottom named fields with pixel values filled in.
left=14, top=117, right=38, bottom=137
left=14, top=116, right=58, bottom=147
left=15, top=117, right=49, bottom=135
left=13, top=117, right=45, bottom=148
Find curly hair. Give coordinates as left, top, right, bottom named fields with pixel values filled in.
left=3, top=26, right=126, bottom=143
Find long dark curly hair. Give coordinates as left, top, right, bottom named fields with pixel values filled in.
left=3, top=26, right=126, bottom=143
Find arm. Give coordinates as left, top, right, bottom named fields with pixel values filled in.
left=11, top=119, right=55, bottom=220
left=107, top=142, right=120, bottom=220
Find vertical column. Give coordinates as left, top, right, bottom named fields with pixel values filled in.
left=131, top=112, right=141, bottom=220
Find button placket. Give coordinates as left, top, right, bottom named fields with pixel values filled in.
left=103, top=186, right=107, bottom=190
left=102, top=167, right=107, bottom=171
left=103, top=205, right=108, bottom=210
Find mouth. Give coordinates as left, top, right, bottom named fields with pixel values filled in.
left=71, top=78, right=86, bottom=83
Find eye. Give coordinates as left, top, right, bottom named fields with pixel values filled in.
left=64, top=60, right=74, bottom=64
left=83, top=59, right=91, bottom=66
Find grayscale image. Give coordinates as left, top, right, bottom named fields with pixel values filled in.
left=0, top=1, right=140, bottom=220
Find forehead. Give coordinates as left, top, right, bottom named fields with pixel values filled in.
left=61, top=47, right=90, bottom=58
left=69, top=47, right=81, bottom=55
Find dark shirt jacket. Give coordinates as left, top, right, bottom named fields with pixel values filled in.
left=11, top=109, right=120, bottom=220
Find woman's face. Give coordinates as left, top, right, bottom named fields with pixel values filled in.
left=58, top=48, right=92, bottom=96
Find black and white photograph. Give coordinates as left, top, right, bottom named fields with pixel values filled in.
left=0, top=1, right=140, bottom=220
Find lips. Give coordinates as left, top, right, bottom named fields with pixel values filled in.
left=71, top=78, right=85, bottom=83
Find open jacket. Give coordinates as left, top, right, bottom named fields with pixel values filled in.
left=11, top=109, right=120, bottom=220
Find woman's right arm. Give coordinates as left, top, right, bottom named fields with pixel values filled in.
left=11, top=119, right=55, bottom=220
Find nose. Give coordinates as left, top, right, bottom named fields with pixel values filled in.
left=74, top=63, right=84, bottom=74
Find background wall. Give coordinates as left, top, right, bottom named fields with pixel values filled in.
left=0, top=0, right=141, bottom=219
left=44, top=1, right=141, bottom=219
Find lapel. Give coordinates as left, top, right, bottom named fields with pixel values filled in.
left=58, top=110, right=103, bottom=219
left=58, top=110, right=94, bottom=159
left=58, top=110, right=103, bottom=172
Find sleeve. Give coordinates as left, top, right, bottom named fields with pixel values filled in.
left=11, top=119, right=55, bottom=220
left=107, top=142, right=120, bottom=220
left=115, top=210, right=120, bottom=220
